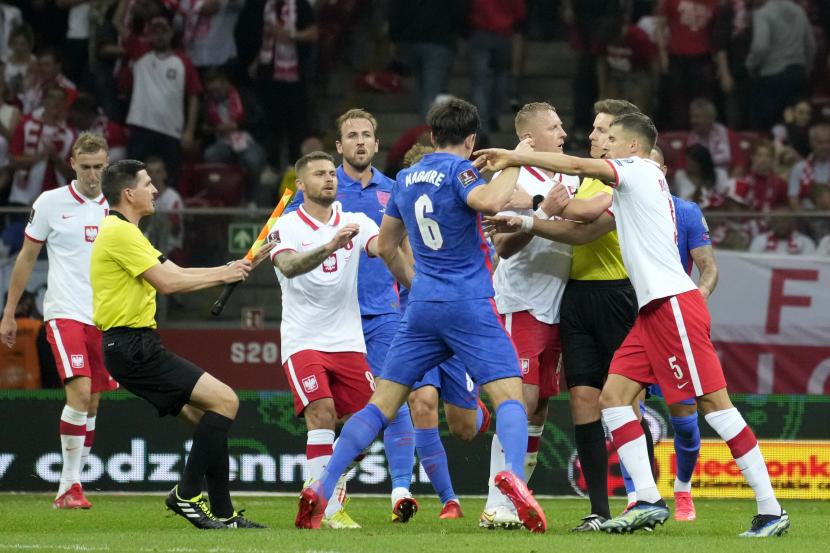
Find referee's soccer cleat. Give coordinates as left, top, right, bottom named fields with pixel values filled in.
left=478, top=505, right=523, bottom=529
left=220, top=510, right=267, bottom=528
left=600, top=500, right=669, bottom=534
left=739, top=510, right=790, bottom=538
left=494, top=470, right=547, bottom=533
left=295, top=482, right=327, bottom=530
left=164, top=487, right=227, bottom=529
left=571, top=514, right=608, bottom=532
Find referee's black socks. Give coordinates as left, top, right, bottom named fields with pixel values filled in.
left=178, top=411, right=234, bottom=516
left=641, top=418, right=656, bottom=479
left=574, top=420, right=611, bottom=519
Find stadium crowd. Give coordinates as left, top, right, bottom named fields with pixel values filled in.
left=0, top=0, right=827, bottom=261
left=0, top=0, right=830, bottom=254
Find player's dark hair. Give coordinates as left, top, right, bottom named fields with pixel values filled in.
left=102, top=159, right=146, bottom=206
left=594, top=98, right=640, bottom=117
left=295, top=150, right=335, bottom=175
left=611, top=112, right=658, bottom=153
left=427, top=99, right=479, bottom=147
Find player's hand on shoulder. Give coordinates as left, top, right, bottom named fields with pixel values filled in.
left=539, top=183, right=570, bottom=217
left=0, top=314, right=18, bottom=348
left=224, top=259, right=252, bottom=283
left=329, top=223, right=360, bottom=252
left=251, top=242, right=275, bottom=269
left=483, top=215, right=523, bottom=237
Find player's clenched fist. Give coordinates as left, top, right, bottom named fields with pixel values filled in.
left=539, top=183, right=570, bottom=217
left=224, top=259, right=253, bottom=283
left=328, top=223, right=360, bottom=251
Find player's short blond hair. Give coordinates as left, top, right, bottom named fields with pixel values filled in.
left=336, top=108, right=378, bottom=139
left=403, top=143, right=435, bottom=168
left=514, top=102, right=556, bottom=136
left=72, top=131, right=108, bottom=158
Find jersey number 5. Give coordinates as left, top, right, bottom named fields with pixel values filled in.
left=415, top=194, right=443, bottom=250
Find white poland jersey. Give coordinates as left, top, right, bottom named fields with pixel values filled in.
left=24, top=181, right=108, bottom=324
left=493, top=166, right=580, bottom=324
left=270, top=202, right=379, bottom=363
left=606, top=156, right=697, bottom=308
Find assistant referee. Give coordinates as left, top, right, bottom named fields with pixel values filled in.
left=90, top=159, right=270, bottom=530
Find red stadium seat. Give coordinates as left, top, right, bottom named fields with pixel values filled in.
left=656, top=131, right=689, bottom=175
left=180, top=163, right=248, bottom=207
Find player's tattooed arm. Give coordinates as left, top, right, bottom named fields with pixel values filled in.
left=273, top=224, right=359, bottom=278
left=690, top=245, right=719, bottom=300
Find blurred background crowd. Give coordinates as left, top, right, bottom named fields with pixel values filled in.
left=0, top=0, right=827, bottom=261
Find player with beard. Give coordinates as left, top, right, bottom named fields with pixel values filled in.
left=285, top=110, right=419, bottom=526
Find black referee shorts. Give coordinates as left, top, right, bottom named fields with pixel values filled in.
left=102, top=327, right=204, bottom=417
left=560, top=278, right=638, bottom=390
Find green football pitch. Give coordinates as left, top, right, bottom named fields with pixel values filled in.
left=0, top=495, right=826, bottom=553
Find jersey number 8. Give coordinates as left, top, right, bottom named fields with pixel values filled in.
left=415, top=194, right=443, bottom=250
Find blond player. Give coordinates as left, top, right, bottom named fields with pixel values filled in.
left=1, top=132, right=115, bottom=509
left=482, top=102, right=579, bottom=528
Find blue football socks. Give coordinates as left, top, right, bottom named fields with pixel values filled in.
left=415, top=427, right=456, bottom=504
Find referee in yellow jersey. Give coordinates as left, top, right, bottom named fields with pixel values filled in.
left=90, top=159, right=272, bottom=529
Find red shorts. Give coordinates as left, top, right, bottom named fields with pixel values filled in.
left=283, top=350, right=375, bottom=417
left=609, top=290, right=726, bottom=405
left=503, top=311, right=561, bottom=398
left=45, top=319, right=118, bottom=393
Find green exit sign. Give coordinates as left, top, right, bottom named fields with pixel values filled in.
left=228, top=223, right=259, bottom=254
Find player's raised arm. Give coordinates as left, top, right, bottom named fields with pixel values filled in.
left=375, top=214, right=414, bottom=289
left=475, top=148, right=616, bottom=185
left=466, top=140, right=531, bottom=214
left=273, top=224, right=359, bottom=278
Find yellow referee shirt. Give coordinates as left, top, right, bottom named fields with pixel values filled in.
left=90, top=213, right=162, bottom=330
left=569, top=178, right=628, bottom=281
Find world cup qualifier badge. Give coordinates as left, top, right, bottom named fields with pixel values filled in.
left=457, top=168, right=478, bottom=187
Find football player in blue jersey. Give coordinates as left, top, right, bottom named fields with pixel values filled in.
left=295, top=98, right=548, bottom=533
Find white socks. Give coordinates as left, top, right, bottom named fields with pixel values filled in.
left=58, top=405, right=87, bottom=497
left=603, top=406, right=661, bottom=504
left=705, top=408, right=781, bottom=515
